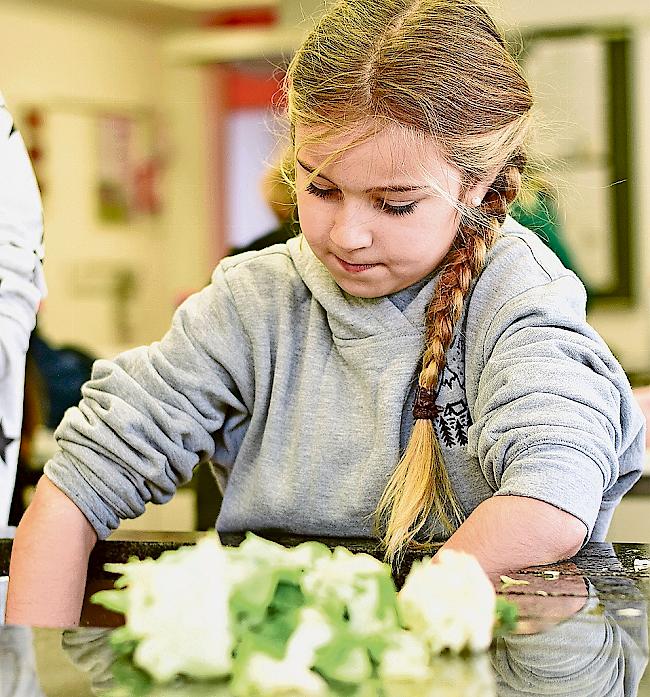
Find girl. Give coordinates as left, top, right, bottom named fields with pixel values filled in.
left=7, top=0, right=644, bottom=627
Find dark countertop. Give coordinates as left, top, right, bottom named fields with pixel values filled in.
left=2, top=533, right=650, bottom=695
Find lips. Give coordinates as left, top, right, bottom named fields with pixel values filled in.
left=335, top=256, right=379, bottom=273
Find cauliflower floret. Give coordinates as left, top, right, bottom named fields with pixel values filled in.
left=302, top=547, right=399, bottom=636
left=113, top=536, right=234, bottom=682
left=398, top=550, right=496, bottom=654
left=378, top=629, right=431, bottom=682
left=236, top=607, right=333, bottom=696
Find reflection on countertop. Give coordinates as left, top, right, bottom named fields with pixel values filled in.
left=1, top=539, right=650, bottom=696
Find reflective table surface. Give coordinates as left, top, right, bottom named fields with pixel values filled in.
left=1, top=533, right=650, bottom=696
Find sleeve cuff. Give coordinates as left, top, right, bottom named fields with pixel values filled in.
left=44, top=455, right=119, bottom=540
left=495, top=443, right=606, bottom=541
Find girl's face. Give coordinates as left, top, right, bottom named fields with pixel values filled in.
left=295, top=124, right=476, bottom=298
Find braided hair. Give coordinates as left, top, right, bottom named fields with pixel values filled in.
left=375, top=152, right=526, bottom=560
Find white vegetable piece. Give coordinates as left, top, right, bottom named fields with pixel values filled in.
left=397, top=550, right=496, bottom=654
left=302, top=547, right=399, bottom=637
left=121, top=537, right=235, bottom=682
left=378, top=630, right=431, bottom=682
left=241, top=607, right=333, bottom=696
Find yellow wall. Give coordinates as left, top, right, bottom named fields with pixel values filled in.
left=0, top=0, right=212, bottom=359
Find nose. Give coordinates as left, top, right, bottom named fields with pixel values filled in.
left=328, top=200, right=373, bottom=251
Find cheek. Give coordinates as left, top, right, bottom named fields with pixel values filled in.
left=296, top=194, right=329, bottom=240
left=397, top=210, right=458, bottom=264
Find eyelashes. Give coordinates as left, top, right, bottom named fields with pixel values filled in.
left=305, top=182, right=417, bottom=217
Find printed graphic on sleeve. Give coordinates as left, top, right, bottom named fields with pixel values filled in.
left=0, top=419, right=17, bottom=468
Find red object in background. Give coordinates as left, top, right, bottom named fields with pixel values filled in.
left=132, top=156, right=163, bottom=215
left=203, top=7, right=277, bottom=28
left=25, top=108, right=43, bottom=129
left=206, top=7, right=284, bottom=110
left=224, top=67, right=286, bottom=110
left=22, top=107, right=46, bottom=197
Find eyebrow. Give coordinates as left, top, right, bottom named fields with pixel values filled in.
left=296, top=158, right=430, bottom=194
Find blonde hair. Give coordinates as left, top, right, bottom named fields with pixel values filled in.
left=285, top=0, right=533, bottom=562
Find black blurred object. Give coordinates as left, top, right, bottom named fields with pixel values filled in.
left=8, top=331, right=95, bottom=525
left=28, top=330, right=94, bottom=429
left=8, top=352, right=44, bottom=526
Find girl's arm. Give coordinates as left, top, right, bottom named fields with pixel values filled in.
left=462, top=271, right=644, bottom=572
left=439, top=494, right=586, bottom=574
left=6, top=265, right=254, bottom=627
left=5, top=476, right=97, bottom=627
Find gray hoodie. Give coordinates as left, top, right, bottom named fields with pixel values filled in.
left=44, top=218, right=645, bottom=541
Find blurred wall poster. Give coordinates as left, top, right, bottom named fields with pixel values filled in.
left=96, top=113, right=134, bottom=223
left=522, top=29, right=633, bottom=302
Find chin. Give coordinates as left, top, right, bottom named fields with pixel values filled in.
left=336, top=280, right=387, bottom=299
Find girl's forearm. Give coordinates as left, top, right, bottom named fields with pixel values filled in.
left=6, top=476, right=97, bottom=628
left=439, top=495, right=587, bottom=574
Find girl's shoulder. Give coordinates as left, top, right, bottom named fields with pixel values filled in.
left=211, top=239, right=312, bottom=310
left=466, top=217, right=588, bottom=335
left=489, top=216, right=573, bottom=285
left=475, top=216, right=585, bottom=302
left=218, top=241, right=300, bottom=286
left=219, top=242, right=294, bottom=274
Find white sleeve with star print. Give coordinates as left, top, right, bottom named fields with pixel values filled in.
left=0, top=92, right=46, bottom=526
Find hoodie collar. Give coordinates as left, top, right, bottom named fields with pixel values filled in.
left=287, top=235, right=438, bottom=341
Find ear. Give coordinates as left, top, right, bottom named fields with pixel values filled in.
left=464, top=181, right=492, bottom=207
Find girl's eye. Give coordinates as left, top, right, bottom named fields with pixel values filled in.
left=306, top=182, right=339, bottom=200
left=306, top=181, right=417, bottom=217
left=379, top=200, right=417, bottom=217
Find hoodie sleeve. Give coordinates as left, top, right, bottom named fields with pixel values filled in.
left=0, top=93, right=46, bottom=523
left=467, top=273, right=645, bottom=541
left=0, top=93, right=46, bottom=378
left=44, top=267, right=254, bottom=539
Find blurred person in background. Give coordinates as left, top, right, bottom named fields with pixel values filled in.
left=0, top=93, right=45, bottom=528
left=230, top=157, right=299, bottom=255
left=510, top=178, right=576, bottom=274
